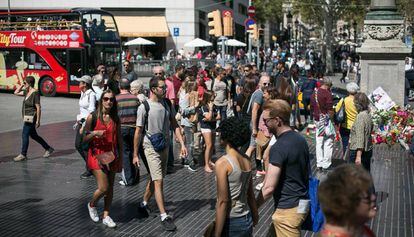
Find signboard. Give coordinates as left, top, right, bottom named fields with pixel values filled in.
left=247, top=6, right=256, bottom=18
left=369, top=87, right=396, bottom=110
left=0, top=30, right=84, bottom=48
left=244, top=18, right=256, bottom=31
left=222, top=10, right=233, bottom=18
left=173, top=27, right=179, bottom=37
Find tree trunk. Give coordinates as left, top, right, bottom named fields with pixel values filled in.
left=324, top=12, right=334, bottom=75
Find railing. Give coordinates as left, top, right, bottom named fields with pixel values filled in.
left=131, top=59, right=217, bottom=77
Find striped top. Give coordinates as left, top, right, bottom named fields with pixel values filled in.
left=116, top=93, right=139, bottom=125
left=349, top=110, right=373, bottom=151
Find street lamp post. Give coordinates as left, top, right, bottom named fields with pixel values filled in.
left=353, top=21, right=357, bottom=44
left=295, top=19, right=299, bottom=56
left=286, top=11, right=293, bottom=54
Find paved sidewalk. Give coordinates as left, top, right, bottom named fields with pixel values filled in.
left=0, top=121, right=413, bottom=236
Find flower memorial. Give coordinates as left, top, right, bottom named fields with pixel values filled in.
left=371, top=106, right=414, bottom=148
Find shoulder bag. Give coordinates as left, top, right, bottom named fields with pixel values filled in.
left=23, top=92, right=35, bottom=123
left=143, top=100, right=168, bottom=152
left=335, top=98, right=346, bottom=124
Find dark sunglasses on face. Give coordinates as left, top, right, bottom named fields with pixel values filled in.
left=102, top=97, right=115, bottom=102
left=154, top=72, right=163, bottom=76
left=123, top=64, right=129, bottom=67
left=263, top=82, right=270, bottom=86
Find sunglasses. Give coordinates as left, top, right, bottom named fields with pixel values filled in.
left=102, top=97, right=115, bottom=102
left=154, top=72, right=163, bottom=76
left=123, top=64, right=129, bottom=67
left=263, top=82, right=270, bottom=86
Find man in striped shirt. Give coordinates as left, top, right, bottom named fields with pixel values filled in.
left=116, top=79, right=140, bottom=186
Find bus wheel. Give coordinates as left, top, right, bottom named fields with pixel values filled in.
left=40, top=77, right=56, bottom=97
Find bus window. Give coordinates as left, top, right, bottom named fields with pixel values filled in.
left=82, top=13, right=119, bottom=42
left=49, top=49, right=67, bottom=68
left=0, top=48, right=50, bottom=70
left=68, top=49, right=83, bottom=85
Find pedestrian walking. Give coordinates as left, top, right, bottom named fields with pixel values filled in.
left=106, top=66, right=120, bottom=95
left=311, top=78, right=334, bottom=171
left=122, top=60, right=138, bottom=83
left=206, top=67, right=230, bottom=122
left=178, top=80, right=198, bottom=171
left=130, top=79, right=147, bottom=103
left=83, top=89, right=122, bottom=228
left=335, top=82, right=359, bottom=155
left=75, top=75, right=96, bottom=178
left=116, top=79, right=140, bottom=186
left=299, top=70, right=317, bottom=124
left=213, top=117, right=258, bottom=237
left=318, top=164, right=376, bottom=237
left=133, top=76, right=187, bottom=231
left=152, top=66, right=175, bottom=173
left=349, top=92, right=374, bottom=173
left=256, top=99, right=310, bottom=237
left=13, top=76, right=54, bottom=161
left=245, top=75, right=270, bottom=173
left=198, top=91, right=220, bottom=173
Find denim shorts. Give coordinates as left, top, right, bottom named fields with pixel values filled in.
left=222, top=212, right=253, bottom=237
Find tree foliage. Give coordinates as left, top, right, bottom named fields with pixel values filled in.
left=253, top=0, right=284, bottom=24
left=397, top=0, right=414, bottom=21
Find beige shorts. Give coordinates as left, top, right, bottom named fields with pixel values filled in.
left=142, top=138, right=169, bottom=181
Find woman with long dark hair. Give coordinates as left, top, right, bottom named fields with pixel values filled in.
left=13, top=76, right=54, bottom=161
left=213, top=117, right=258, bottom=236
left=83, top=89, right=122, bottom=228
left=105, top=66, right=121, bottom=95
left=198, top=90, right=220, bottom=173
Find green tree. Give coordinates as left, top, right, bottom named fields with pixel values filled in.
left=293, top=0, right=369, bottom=74
left=253, top=0, right=284, bottom=24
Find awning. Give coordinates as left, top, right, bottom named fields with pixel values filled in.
left=115, top=16, right=170, bottom=37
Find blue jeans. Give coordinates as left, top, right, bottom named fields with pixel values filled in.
left=216, top=105, right=227, bottom=121
left=339, top=127, right=350, bottom=155
left=21, top=122, right=51, bottom=156
left=121, top=127, right=138, bottom=185
left=222, top=212, right=253, bottom=237
left=183, top=126, right=194, bottom=163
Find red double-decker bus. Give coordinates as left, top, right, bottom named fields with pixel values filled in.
left=0, top=8, right=121, bottom=96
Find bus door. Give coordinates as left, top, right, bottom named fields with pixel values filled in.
left=67, top=49, right=85, bottom=92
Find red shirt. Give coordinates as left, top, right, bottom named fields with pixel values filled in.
left=170, top=75, right=182, bottom=105
left=310, top=87, right=333, bottom=121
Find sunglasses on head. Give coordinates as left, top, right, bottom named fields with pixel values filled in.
left=102, top=97, right=115, bottom=102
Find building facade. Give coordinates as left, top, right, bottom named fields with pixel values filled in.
left=1, top=0, right=249, bottom=59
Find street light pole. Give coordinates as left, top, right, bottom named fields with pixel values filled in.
left=353, top=21, right=357, bottom=44
left=294, top=19, right=299, bottom=56
left=286, top=11, right=293, bottom=56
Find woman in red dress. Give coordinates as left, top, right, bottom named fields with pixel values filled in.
left=83, top=89, right=122, bottom=228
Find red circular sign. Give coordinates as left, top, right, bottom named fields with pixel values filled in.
left=247, top=6, right=256, bottom=17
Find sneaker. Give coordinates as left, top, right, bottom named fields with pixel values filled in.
left=119, top=180, right=126, bottom=186
left=188, top=162, right=197, bottom=172
left=80, top=171, right=93, bottom=179
left=102, top=216, right=116, bottom=228
left=13, top=154, right=27, bottom=162
left=255, top=182, right=264, bottom=191
left=167, top=166, right=174, bottom=174
left=161, top=216, right=176, bottom=231
left=87, top=202, right=99, bottom=222
left=43, top=147, right=54, bottom=158
left=138, top=203, right=151, bottom=217
left=256, top=172, right=263, bottom=177
left=182, top=159, right=190, bottom=167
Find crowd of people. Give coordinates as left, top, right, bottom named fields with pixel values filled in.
left=13, top=54, right=378, bottom=235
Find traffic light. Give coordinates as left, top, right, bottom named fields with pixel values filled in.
left=208, top=10, right=222, bottom=37
left=247, top=24, right=258, bottom=41
left=222, top=11, right=233, bottom=36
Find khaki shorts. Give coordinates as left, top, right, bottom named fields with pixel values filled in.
left=270, top=206, right=308, bottom=237
left=142, top=138, right=169, bottom=181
